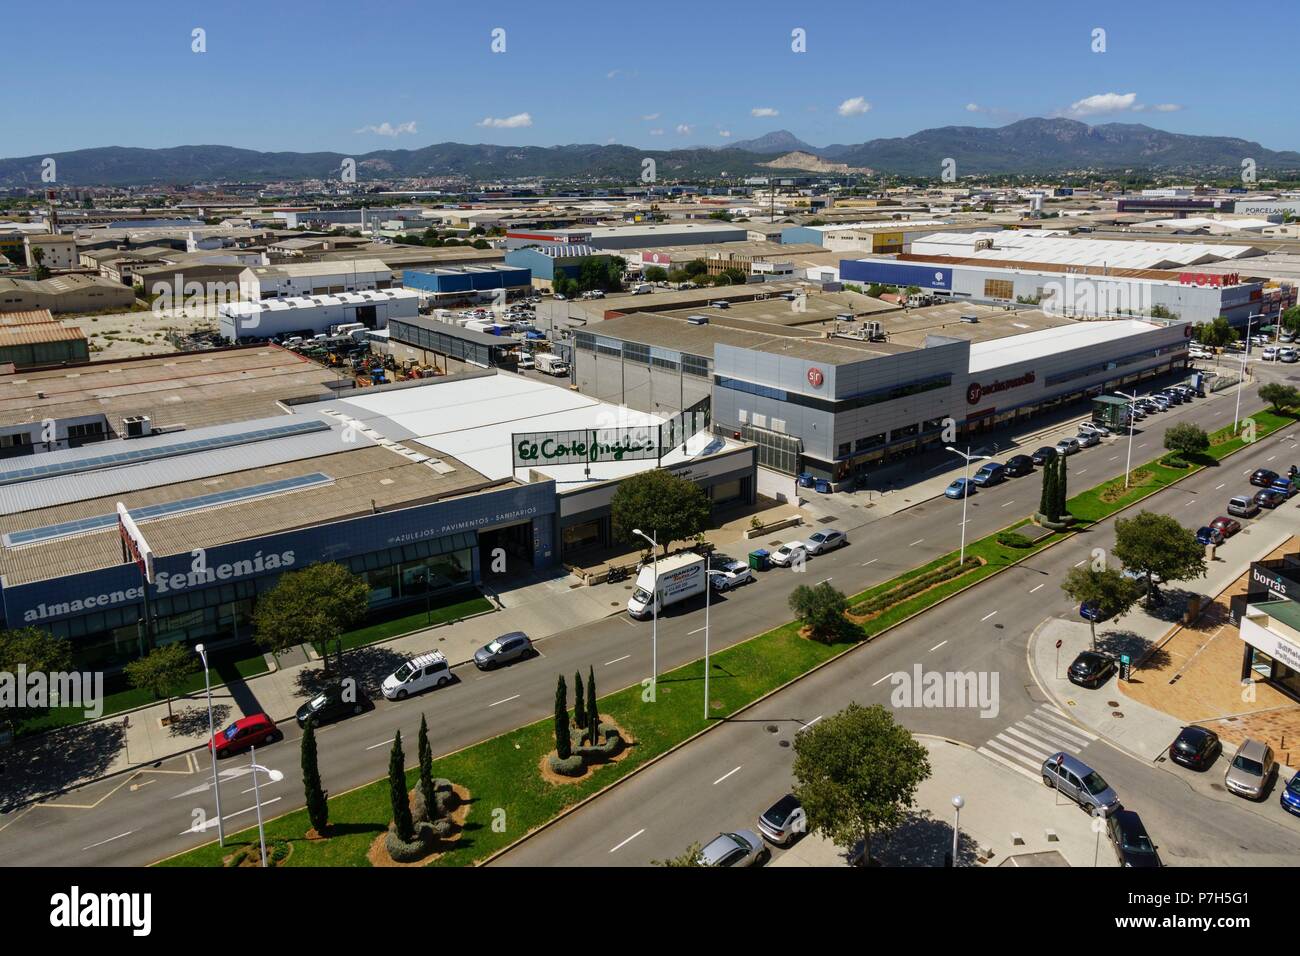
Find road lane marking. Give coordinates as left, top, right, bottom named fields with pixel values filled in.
left=1077, top=469, right=1087, bottom=475
left=872, top=673, right=894, bottom=686
left=1215, top=483, right=1226, bottom=490
left=980, top=611, right=998, bottom=622
left=861, top=558, right=878, bottom=566
left=1029, top=584, right=1044, bottom=594
left=181, top=798, right=282, bottom=835
left=909, top=539, right=924, bottom=547
left=688, top=626, right=706, bottom=635
left=604, top=654, right=630, bottom=666
left=1000, top=500, right=1015, bottom=507
left=1268, top=455, right=1277, bottom=462
left=82, top=831, right=134, bottom=851
left=365, top=737, right=395, bottom=751
left=1109, top=456, right=1119, bottom=461
left=489, top=694, right=520, bottom=708
left=713, top=766, right=742, bottom=786
left=1074, top=559, right=1086, bottom=567
left=816, top=577, right=833, bottom=585
left=930, top=640, right=948, bottom=652
left=609, top=829, right=645, bottom=853
left=802, top=715, right=823, bottom=728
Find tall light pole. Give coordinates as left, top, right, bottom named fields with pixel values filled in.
left=944, top=446, right=989, bottom=567
left=248, top=745, right=270, bottom=867
left=951, top=794, right=965, bottom=867
left=1235, top=313, right=1264, bottom=434
left=195, top=643, right=224, bottom=846
left=633, top=528, right=659, bottom=689
left=1114, top=390, right=1138, bottom=489
left=703, top=568, right=727, bottom=721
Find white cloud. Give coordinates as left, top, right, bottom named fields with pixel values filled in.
left=1151, top=103, right=1184, bottom=112
left=965, top=103, right=983, bottom=112
left=649, top=128, right=664, bottom=136
left=476, top=113, right=533, bottom=129
left=719, top=129, right=731, bottom=138
left=675, top=123, right=693, bottom=135
left=354, top=121, right=418, bottom=137
left=837, top=96, right=872, bottom=117
left=1064, top=92, right=1138, bottom=117
left=607, top=69, right=637, bottom=79
left=751, top=107, right=779, bottom=118
left=641, top=112, right=660, bottom=121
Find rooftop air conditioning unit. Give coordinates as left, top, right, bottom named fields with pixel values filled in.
left=122, top=415, right=152, bottom=438
left=865, top=320, right=884, bottom=340
left=687, top=314, right=709, bottom=325
left=836, top=312, right=855, bottom=322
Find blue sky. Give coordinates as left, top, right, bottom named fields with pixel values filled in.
left=3, top=0, right=1297, bottom=158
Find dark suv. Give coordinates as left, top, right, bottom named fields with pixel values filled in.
left=1004, top=454, right=1034, bottom=477
left=1251, top=468, right=1280, bottom=488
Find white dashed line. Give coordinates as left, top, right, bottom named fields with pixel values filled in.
left=930, top=640, right=948, bottom=652
left=489, top=695, right=520, bottom=708
left=83, top=831, right=134, bottom=852
left=610, top=829, right=645, bottom=853
left=1029, top=584, right=1044, bottom=594
left=980, top=611, right=998, bottom=622
left=604, top=655, right=631, bottom=666
left=713, top=766, right=742, bottom=786
left=872, top=673, right=894, bottom=687
left=909, top=539, right=924, bottom=547
left=861, top=558, right=878, bottom=566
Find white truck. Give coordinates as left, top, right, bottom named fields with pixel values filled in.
left=535, top=353, right=570, bottom=376
left=627, top=552, right=706, bottom=618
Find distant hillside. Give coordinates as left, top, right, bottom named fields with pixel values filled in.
left=759, top=151, right=872, bottom=175
left=3, top=118, right=1299, bottom=186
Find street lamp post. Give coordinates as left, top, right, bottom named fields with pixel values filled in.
left=1235, top=313, right=1264, bottom=434
left=1114, top=391, right=1138, bottom=489
left=632, top=528, right=659, bottom=690
left=703, top=569, right=727, bottom=721
left=248, top=745, right=270, bottom=867
left=944, top=446, right=989, bottom=567
left=951, top=794, right=965, bottom=866
left=195, top=643, right=224, bottom=847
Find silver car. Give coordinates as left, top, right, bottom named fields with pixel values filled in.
left=1041, top=752, right=1120, bottom=815
left=473, top=631, right=533, bottom=670
left=698, top=830, right=767, bottom=866
left=1076, top=430, right=1101, bottom=448
left=1224, top=738, right=1275, bottom=800
left=805, top=528, right=847, bottom=554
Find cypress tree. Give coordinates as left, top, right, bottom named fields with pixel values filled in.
left=417, top=713, right=435, bottom=817
left=586, top=666, right=598, bottom=737
left=1039, top=457, right=1052, bottom=518
left=301, top=720, right=329, bottom=836
left=554, top=675, right=571, bottom=759
left=573, top=670, right=586, bottom=729
left=388, top=729, right=413, bottom=842
left=1056, top=454, right=1069, bottom=518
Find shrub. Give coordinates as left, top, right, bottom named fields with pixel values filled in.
left=385, top=821, right=435, bottom=863
left=548, top=754, right=585, bottom=776
left=996, top=531, right=1033, bottom=549
left=851, top=556, right=981, bottom=616
left=1159, top=453, right=1190, bottom=469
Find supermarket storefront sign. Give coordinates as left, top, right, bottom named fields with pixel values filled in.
left=967, top=371, right=1036, bottom=405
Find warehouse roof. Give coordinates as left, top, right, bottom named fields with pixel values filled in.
left=219, top=288, right=420, bottom=317
left=968, top=319, right=1164, bottom=373
left=908, top=230, right=1265, bottom=268
left=244, top=257, right=391, bottom=279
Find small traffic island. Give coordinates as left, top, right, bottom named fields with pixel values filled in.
left=542, top=715, right=633, bottom=785
left=223, top=840, right=293, bottom=868
left=369, top=780, right=471, bottom=867
left=846, top=555, right=985, bottom=627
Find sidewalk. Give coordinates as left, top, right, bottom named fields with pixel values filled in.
left=770, top=737, right=1111, bottom=867
left=6, top=571, right=629, bottom=802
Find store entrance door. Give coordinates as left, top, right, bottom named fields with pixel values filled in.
left=478, top=520, right=534, bottom=577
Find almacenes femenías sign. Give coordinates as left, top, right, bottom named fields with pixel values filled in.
left=513, top=427, right=659, bottom=468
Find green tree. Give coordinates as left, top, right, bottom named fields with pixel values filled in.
left=471, top=239, right=489, bottom=249
left=388, top=730, right=413, bottom=843
left=554, top=674, right=571, bottom=760
left=1113, top=511, right=1207, bottom=606
left=788, top=582, right=850, bottom=644
left=1060, top=565, right=1143, bottom=648
left=1280, top=305, right=1300, bottom=336
left=1163, top=422, right=1210, bottom=460
left=652, top=843, right=703, bottom=867
left=683, top=259, right=708, bottom=278
left=1039, top=455, right=1056, bottom=519
left=1054, top=454, right=1069, bottom=519
left=0, top=627, right=72, bottom=734
left=573, top=670, right=586, bottom=728
left=30, top=245, right=49, bottom=280
left=1258, top=382, right=1300, bottom=413
left=792, top=703, right=931, bottom=864
left=417, top=712, right=435, bottom=817
left=123, top=642, right=195, bottom=722
left=643, top=266, right=668, bottom=282
left=610, top=469, right=711, bottom=556
left=586, top=666, right=597, bottom=735
left=253, top=562, right=368, bottom=672
left=301, top=720, right=329, bottom=835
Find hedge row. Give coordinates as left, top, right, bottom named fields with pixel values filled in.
left=850, top=556, right=981, bottom=616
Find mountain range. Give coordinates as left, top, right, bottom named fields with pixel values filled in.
left=3, top=119, right=1299, bottom=187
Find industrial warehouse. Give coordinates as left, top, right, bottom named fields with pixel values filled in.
left=0, top=350, right=752, bottom=670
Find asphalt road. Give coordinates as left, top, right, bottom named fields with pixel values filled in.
left=0, top=370, right=1285, bottom=867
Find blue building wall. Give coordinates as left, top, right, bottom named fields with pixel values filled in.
left=505, top=248, right=557, bottom=281
left=404, top=267, right=531, bottom=294
left=780, top=226, right=826, bottom=246
left=840, top=259, right=954, bottom=291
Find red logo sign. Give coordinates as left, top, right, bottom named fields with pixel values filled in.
left=1178, top=272, right=1238, bottom=288
left=966, top=382, right=982, bottom=404
left=967, top=372, right=1035, bottom=405
left=807, top=367, right=824, bottom=388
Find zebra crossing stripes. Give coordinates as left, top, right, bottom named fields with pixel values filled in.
left=977, top=704, right=1099, bottom=781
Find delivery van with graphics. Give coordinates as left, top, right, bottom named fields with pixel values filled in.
left=627, top=552, right=706, bottom=618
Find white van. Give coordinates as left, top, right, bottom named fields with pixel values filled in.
left=381, top=651, right=451, bottom=700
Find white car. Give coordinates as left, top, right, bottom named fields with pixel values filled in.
left=1078, top=421, right=1110, bottom=437
left=710, top=559, right=754, bottom=591
left=381, top=651, right=451, bottom=700
left=769, top=542, right=809, bottom=568
left=804, top=529, right=848, bottom=554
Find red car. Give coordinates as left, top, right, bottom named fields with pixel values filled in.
left=1210, top=515, right=1242, bottom=539
left=210, top=713, right=279, bottom=758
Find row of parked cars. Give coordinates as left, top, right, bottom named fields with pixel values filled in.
left=1197, top=466, right=1300, bottom=547
left=1169, top=725, right=1300, bottom=811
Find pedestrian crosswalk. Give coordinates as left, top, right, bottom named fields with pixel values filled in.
left=977, top=703, right=1099, bottom=781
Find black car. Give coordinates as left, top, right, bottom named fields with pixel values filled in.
left=1107, top=810, right=1161, bottom=867
left=1004, top=454, right=1034, bottom=477
left=1030, top=446, right=1058, bottom=465
left=1068, top=651, right=1116, bottom=689
left=1168, top=725, right=1221, bottom=771
left=1251, top=468, right=1280, bottom=488
left=295, top=681, right=370, bottom=727
left=1255, top=487, right=1286, bottom=510
left=1158, top=389, right=1185, bottom=405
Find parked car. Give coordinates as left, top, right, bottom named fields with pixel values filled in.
left=1195, top=525, right=1225, bottom=546
left=1040, top=752, right=1121, bottom=815
left=698, top=830, right=767, bottom=867
left=1079, top=601, right=1106, bottom=623
left=1270, top=478, right=1297, bottom=499
left=805, top=528, right=848, bottom=554
left=971, top=461, right=1006, bottom=486
left=1251, top=468, right=1280, bottom=488
left=1055, top=437, right=1082, bottom=456
left=769, top=541, right=809, bottom=567
left=1147, top=394, right=1171, bottom=410
left=473, top=632, right=533, bottom=670
left=1107, top=810, right=1162, bottom=867
left=382, top=651, right=452, bottom=700
left=1210, top=515, right=1243, bottom=538
left=1228, top=495, right=1261, bottom=518
left=945, top=478, right=976, bottom=499
left=1030, top=446, right=1058, bottom=465
left=1255, top=487, right=1286, bottom=510
left=210, top=713, right=279, bottom=758
left=1076, top=430, right=1100, bottom=448
left=1068, top=650, right=1116, bottom=688
left=1283, top=348, right=1299, bottom=364
left=1004, top=454, right=1034, bottom=477
left=1079, top=421, right=1111, bottom=437
left=1168, top=726, right=1221, bottom=771
left=1126, top=403, right=1147, bottom=420
left=1280, top=771, right=1300, bottom=817
left=710, top=559, right=754, bottom=591
left=757, top=794, right=806, bottom=845
left=1224, top=738, right=1276, bottom=800
left=1263, top=346, right=1279, bottom=361
left=295, top=682, right=369, bottom=727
